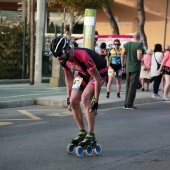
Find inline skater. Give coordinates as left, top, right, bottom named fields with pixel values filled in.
left=50, top=36, right=108, bottom=149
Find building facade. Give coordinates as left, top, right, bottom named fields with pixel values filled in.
left=0, top=0, right=170, bottom=49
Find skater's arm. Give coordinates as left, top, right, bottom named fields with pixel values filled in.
left=64, top=69, right=73, bottom=98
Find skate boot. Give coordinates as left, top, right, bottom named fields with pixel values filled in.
left=79, top=132, right=96, bottom=146
left=71, top=130, right=87, bottom=145
left=75, top=133, right=102, bottom=157
left=66, top=130, right=87, bottom=154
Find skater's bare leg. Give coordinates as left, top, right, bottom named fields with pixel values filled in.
left=81, top=84, right=95, bottom=134
left=70, top=90, right=85, bottom=131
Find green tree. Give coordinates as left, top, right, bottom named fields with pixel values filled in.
left=0, top=23, right=30, bottom=79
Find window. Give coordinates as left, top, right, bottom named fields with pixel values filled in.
left=47, top=10, right=84, bottom=34
left=0, top=10, right=22, bottom=24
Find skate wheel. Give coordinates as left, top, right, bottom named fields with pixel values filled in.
left=75, top=146, right=84, bottom=157
left=85, top=146, right=93, bottom=155
left=94, top=144, right=102, bottom=155
left=66, top=144, right=74, bottom=154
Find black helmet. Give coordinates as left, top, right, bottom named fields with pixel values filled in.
left=50, top=36, right=69, bottom=57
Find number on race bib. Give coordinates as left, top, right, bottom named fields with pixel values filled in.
left=72, top=77, right=83, bottom=89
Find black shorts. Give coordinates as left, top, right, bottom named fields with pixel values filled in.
left=110, top=63, right=122, bottom=77
left=162, top=66, right=170, bottom=75
left=72, top=67, right=108, bottom=91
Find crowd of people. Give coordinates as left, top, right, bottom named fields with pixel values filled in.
left=95, top=32, right=170, bottom=105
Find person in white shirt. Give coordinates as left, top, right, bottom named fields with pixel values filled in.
left=151, top=44, right=164, bottom=97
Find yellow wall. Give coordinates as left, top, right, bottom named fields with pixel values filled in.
left=95, top=0, right=170, bottom=49
left=1, top=0, right=169, bottom=50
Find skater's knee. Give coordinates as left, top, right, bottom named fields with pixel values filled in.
left=70, top=98, right=80, bottom=108
left=81, top=95, right=90, bottom=107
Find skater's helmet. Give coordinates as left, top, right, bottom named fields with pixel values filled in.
left=50, top=36, right=70, bottom=58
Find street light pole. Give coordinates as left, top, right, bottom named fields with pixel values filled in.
left=34, top=0, right=46, bottom=84
left=163, top=0, right=169, bottom=49
left=30, top=0, right=35, bottom=85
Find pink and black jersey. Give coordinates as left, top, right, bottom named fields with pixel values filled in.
left=61, top=48, right=107, bottom=77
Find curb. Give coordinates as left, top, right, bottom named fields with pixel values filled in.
left=98, top=97, right=161, bottom=109
left=0, top=78, right=50, bottom=85
left=34, top=99, right=67, bottom=108
left=0, top=97, right=161, bottom=110
left=0, top=100, right=34, bottom=109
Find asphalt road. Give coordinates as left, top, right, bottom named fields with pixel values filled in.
left=0, top=101, right=170, bottom=170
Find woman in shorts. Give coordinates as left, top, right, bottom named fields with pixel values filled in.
left=106, top=39, right=122, bottom=98
left=158, top=48, right=170, bottom=100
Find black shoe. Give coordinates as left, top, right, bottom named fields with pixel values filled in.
left=106, top=92, right=110, bottom=98
left=117, top=92, right=120, bottom=98
left=142, top=88, right=145, bottom=91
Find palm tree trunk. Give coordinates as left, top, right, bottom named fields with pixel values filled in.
left=102, top=5, right=119, bottom=35
left=135, top=0, right=148, bottom=48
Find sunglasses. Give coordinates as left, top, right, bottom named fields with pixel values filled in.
left=114, top=44, right=120, bottom=46
left=56, top=49, right=65, bottom=57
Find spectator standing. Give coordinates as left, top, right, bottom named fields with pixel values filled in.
left=161, top=45, right=170, bottom=92
left=158, top=46, right=170, bottom=100
left=98, top=42, right=107, bottom=60
left=106, top=39, right=122, bottom=98
left=98, top=42, right=108, bottom=86
left=121, top=32, right=143, bottom=109
left=151, top=44, right=163, bottom=98
left=94, top=41, right=101, bottom=53
left=70, top=36, right=78, bottom=48
left=140, top=48, right=153, bottom=91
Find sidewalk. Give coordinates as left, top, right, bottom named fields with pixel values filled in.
left=0, top=81, right=163, bottom=109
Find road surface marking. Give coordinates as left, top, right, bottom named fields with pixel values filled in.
left=18, top=110, right=42, bottom=120
left=1, top=119, right=32, bottom=121
left=46, top=112, right=72, bottom=117
left=0, top=122, right=13, bottom=126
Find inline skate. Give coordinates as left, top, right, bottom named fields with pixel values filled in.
left=75, top=133, right=102, bottom=157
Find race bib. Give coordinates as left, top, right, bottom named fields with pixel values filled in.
left=72, top=77, right=83, bottom=89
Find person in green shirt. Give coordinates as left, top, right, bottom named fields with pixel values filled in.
left=121, top=32, right=143, bottom=109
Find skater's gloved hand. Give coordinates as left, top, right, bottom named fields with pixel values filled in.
left=67, top=97, right=70, bottom=106
left=89, top=98, right=98, bottom=115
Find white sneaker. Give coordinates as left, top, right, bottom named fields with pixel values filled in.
left=162, top=97, right=169, bottom=101
left=152, top=94, right=161, bottom=98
